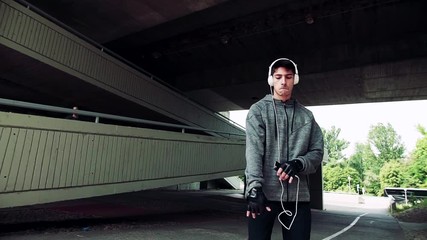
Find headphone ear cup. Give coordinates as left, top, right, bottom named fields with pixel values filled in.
left=268, top=75, right=273, bottom=86
left=294, top=74, right=299, bottom=85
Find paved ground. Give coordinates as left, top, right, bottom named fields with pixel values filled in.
left=0, top=190, right=425, bottom=239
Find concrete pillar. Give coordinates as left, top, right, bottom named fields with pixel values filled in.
left=309, top=165, right=323, bottom=210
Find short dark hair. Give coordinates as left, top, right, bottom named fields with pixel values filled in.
left=270, top=59, right=296, bottom=76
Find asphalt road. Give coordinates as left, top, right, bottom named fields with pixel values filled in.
left=0, top=190, right=407, bottom=239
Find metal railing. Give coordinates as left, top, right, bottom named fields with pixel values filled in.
left=0, top=97, right=245, bottom=138
left=384, top=187, right=427, bottom=204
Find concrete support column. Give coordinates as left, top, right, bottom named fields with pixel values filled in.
left=309, top=165, right=323, bottom=210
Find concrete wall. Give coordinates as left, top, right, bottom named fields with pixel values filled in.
left=0, top=111, right=245, bottom=208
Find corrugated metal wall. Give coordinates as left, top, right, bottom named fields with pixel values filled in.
left=0, top=112, right=245, bottom=208
left=0, top=0, right=244, bottom=136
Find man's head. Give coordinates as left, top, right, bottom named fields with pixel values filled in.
left=267, top=58, right=299, bottom=100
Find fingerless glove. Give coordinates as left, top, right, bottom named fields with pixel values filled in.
left=247, top=187, right=268, bottom=215
left=275, top=159, right=303, bottom=177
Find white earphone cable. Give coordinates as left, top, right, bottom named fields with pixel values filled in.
left=278, top=175, right=300, bottom=230
left=271, top=91, right=300, bottom=230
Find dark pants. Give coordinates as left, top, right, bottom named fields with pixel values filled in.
left=248, top=201, right=311, bottom=240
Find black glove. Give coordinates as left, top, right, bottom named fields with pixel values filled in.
left=275, top=159, right=303, bottom=177
left=247, top=187, right=268, bottom=215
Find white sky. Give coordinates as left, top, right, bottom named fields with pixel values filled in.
left=229, top=100, right=427, bottom=157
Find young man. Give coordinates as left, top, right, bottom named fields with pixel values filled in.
left=245, top=58, right=324, bottom=240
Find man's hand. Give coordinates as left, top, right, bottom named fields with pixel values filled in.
left=275, top=159, right=303, bottom=183
left=246, top=187, right=271, bottom=219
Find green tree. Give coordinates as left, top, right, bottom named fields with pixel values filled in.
left=364, top=170, right=381, bottom=195
left=349, top=142, right=382, bottom=195
left=322, top=126, right=350, bottom=166
left=323, top=165, right=360, bottom=193
left=379, top=160, right=406, bottom=194
left=406, top=125, right=427, bottom=188
left=366, top=123, right=405, bottom=174
left=348, top=143, right=375, bottom=183
left=348, top=143, right=374, bottom=181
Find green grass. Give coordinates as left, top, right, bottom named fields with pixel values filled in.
left=391, top=198, right=427, bottom=223
left=393, top=198, right=427, bottom=213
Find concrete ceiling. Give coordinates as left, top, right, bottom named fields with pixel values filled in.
left=3, top=0, right=427, bottom=114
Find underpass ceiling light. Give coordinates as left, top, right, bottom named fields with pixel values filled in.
left=220, top=35, right=230, bottom=45
left=152, top=51, right=162, bottom=59
left=305, top=13, right=314, bottom=24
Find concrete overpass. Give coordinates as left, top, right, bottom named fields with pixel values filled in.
left=1, top=0, right=426, bottom=114
left=0, top=0, right=426, bottom=209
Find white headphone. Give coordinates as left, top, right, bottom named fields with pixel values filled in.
left=267, top=58, right=299, bottom=86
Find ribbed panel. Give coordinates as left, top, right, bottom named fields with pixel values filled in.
left=0, top=0, right=244, bottom=137
left=0, top=112, right=245, bottom=197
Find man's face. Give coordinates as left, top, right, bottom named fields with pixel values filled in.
left=272, top=66, right=295, bottom=100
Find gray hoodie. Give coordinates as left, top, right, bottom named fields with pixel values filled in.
left=245, top=95, right=324, bottom=202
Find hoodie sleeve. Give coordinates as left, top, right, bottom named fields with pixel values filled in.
left=245, top=105, right=266, bottom=194
left=297, top=120, right=324, bottom=174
